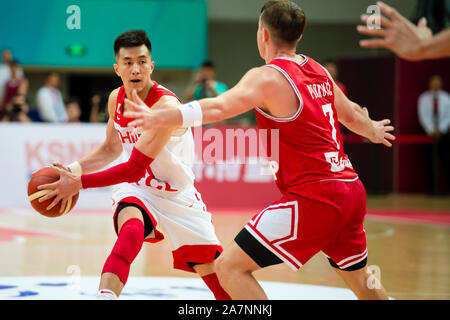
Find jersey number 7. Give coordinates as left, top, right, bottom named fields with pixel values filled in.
left=322, top=103, right=345, bottom=172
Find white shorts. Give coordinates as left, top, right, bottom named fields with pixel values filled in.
left=111, top=183, right=222, bottom=273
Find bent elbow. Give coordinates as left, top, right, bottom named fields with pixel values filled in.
left=124, top=164, right=147, bottom=184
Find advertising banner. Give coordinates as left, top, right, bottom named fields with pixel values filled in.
left=0, top=123, right=280, bottom=211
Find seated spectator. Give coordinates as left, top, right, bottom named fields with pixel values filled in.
left=2, top=94, right=31, bottom=123
left=66, top=97, right=82, bottom=123
left=418, top=74, right=450, bottom=195
left=36, top=72, right=68, bottom=123
left=89, top=93, right=108, bottom=123
left=184, top=61, right=228, bottom=101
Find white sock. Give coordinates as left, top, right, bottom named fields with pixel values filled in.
left=96, top=289, right=118, bottom=300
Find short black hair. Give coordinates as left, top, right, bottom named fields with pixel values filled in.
left=201, top=60, right=215, bottom=68
left=261, top=0, right=306, bottom=47
left=45, top=71, right=59, bottom=79
left=66, top=96, right=81, bottom=105
left=114, top=30, right=152, bottom=56
left=429, top=73, right=441, bottom=79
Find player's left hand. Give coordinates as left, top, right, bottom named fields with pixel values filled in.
left=371, top=119, right=395, bottom=147
left=364, top=107, right=395, bottom=147
left=37, top=167, right=82, bottom=213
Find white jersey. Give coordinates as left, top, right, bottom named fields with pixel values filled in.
left=113, top=83, right=196, bottom=196
left=110, top=83, right=222, bottom=269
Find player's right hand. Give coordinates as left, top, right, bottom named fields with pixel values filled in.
left=37, top=167, right=82, bottom=213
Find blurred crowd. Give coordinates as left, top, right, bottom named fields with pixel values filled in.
left=0, top=49, right=249, bottom=125
left=0, top=49, right=80, bottom=123
left=1, top=47, right=449, bottom=194
left=0, top=49, right=106, bottom=124
left=0, top=49, right=348, bottom=127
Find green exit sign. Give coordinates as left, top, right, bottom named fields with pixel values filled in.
left=66, top=44, right=87, bottom=56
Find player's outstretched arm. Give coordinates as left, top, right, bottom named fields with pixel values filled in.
left=357, top=1, right=450, bottom=61
left=334, top=83, right=395, bottom=147
left=37, top=94, right=177, bottom=213
left=124, top=68, right=268, bottom=129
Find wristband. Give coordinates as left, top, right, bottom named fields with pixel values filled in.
left=67, top=161, right=82, bottom=176
left=178, top=101, right=203, bottom=127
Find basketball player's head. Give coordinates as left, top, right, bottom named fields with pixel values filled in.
left=113, top=30, right=154, bottom=93
left=258, top=0, right=306, bottom=59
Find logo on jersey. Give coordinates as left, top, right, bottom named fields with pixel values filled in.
left=324, top=151, right=353, bottom=172
left=117, top=128, right=140, bottom=144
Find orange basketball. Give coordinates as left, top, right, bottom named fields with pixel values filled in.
left=27, top=167, right=79, bottom=218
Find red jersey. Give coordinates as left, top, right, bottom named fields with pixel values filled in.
left=254, top=56, right=358, bottom=195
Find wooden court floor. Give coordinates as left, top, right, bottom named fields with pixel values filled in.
left=0, top=194, right=448, bottom=300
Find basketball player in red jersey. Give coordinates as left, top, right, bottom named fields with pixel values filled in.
left=124, top=1, right=395, bottom=300
left=37, top=30, right=230, bottom=300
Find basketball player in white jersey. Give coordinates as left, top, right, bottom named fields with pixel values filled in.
left=37, top=30, right=230, bottom=300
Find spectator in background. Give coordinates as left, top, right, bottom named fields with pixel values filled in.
left=89, top=93, right=108, bottom=123
left=0, top=49, right=13, bottom=105
left=184, top=61, right=256, bottom=126
left=418, top=74, right=450, bottom=195
left=323, top=59, right=348, bottom=96
left=66, top=97, right=82, bottom=123
left=1, top=94, right=31, bottom=123
left=2, top=60, right=28, bottom=111
left=184, top=61, right=228, bottom=101
left=0, top=49, right=24, bottom=103
left=36, top=72, right=68, bottom=123
left=0, top=50, right=24, bottom=115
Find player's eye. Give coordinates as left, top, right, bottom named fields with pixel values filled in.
left=140, top=60, right=146, bottom=64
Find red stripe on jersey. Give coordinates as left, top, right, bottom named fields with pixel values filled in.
left=254, top=56, right=358, bottom=195
left=114, top=81, right=180, bottom=128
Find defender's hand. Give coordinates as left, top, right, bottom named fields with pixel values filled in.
left=124, top=90, right=159, bottom=130
left=357, top=1, right=432, bottom=61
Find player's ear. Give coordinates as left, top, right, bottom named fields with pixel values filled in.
left=113, top=63, right=120, bottom=77
left=263, top=27, right=270, bottom=44
left=149, top=61, right=155, bottom=75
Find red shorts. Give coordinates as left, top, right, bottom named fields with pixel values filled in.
left=242, top=178, right=367, bottom=270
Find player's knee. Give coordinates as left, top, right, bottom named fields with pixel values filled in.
left=118, top=219, right=144, bottom=262
left=214, top=255, right=232, bottom=280
left=215, top=253, right=244, bottom=284
left=102, top=218, right=144, bottom=285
